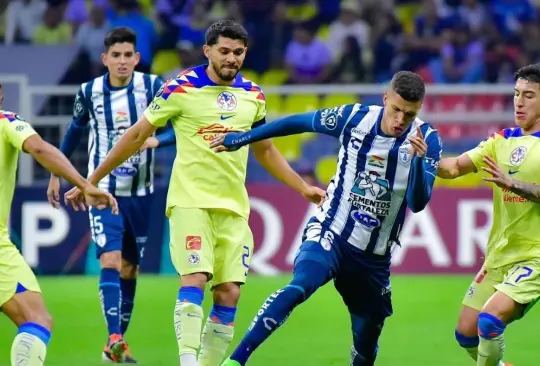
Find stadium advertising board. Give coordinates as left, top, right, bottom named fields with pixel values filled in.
left=10, top=186, right=491, bottom=275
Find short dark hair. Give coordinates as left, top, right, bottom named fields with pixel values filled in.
left=515, top=64, right=540, bottom=84
left=104, top=27, right=137, bottom=51
left=205, top=20, right=248, bottom=46
left=391, top=71, right=425, bottom=102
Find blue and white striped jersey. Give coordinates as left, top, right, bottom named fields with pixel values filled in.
left=69, top=72, right=163, bottom=196
left=310, top=104, right=442, bottom=256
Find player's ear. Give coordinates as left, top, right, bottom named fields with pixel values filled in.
left=134, top=52, right=140, bottom=66
left=203, top=45, right=210, bottom=59
left=101, top=52, right=107, bottom=67
left=382, top=92, right=388, bottom=105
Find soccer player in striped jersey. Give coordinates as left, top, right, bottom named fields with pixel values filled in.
left=0, top=84, right=117, bottom=366
left=64, top=20, right=324, bottom=366
left=211, top=71, right=442, bottom=366
left=437, top=64, right=540, bottom=366
left=47, top=27, right=175, bottom=363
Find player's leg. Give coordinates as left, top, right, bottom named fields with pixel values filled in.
left=90, top=204, right=127, bottom=361
left=223, top=222, right=338, bottom=366
left=0, top=246, right=52, bottom=366
left=117, top=195, right=153, bottom=336
left=169, top=207, right=216, bottom=366
left=333, top=251, right=392, bottom=365
left=198, top=212, right=251, bottom=366
left=455, top=267, right=501, bottom=363
left=477, top=261, right=540, bottom=366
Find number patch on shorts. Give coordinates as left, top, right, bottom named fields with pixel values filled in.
left=506, top=265, right=534, bottom=285
left=242, top=245, right=250, bottom=276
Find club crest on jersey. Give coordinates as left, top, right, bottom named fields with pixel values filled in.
left=509, top=146, right=527, bottom=166
left=398, top=145, right=411, bottom=164
left=217, top=91, right=237, bottom=111
left=349, top=171, right=392, bottom=216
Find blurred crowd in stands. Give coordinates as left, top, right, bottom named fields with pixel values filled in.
left=2, top=0, right=540, bottom=85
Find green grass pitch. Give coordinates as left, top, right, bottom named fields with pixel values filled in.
left=1, top=275, right=538, bottom=365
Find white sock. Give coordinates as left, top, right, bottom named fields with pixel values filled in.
left=175, top=300, right=203, bottom=366
left=465, top=346, right=506, bottom=365
left=198, top=318, right=234, bottom=366
left=11, top=323, right=50, bottom=366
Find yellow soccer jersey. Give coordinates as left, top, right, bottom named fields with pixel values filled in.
left=0, top=110, right=37, bottom=244
left=144, top=65, right=266, bottom=220
left=467, top=127, right=540, bottom=268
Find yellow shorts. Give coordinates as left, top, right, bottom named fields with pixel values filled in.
left=0, top=243, right=41, bottom=308
left=168, top=207, right=254, bottom=286
left=463, top=260, right=540, bottom=314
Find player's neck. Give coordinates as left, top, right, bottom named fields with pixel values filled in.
left=205, top=67, right=235, bottom=86
left=522, top=119, right=540, bottom=135
left=108, top=73, right=133, bottom=88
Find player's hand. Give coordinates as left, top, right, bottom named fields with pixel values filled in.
left=210, top=133, right=243, bottom=152
left=81, top=185, right=119, bottom=214
left=408, top=126, right=427, bottom=158
left=47, top=175, right=61, bottom=209
left=139, top=136, right=159, bottom=152
left=481, top=155, right=513, bottom=189
left=63, top=186, right=86, bottom=212
left=302, top=185, right=326, bottom=207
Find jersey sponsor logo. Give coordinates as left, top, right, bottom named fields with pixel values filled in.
left=112, top=167, right=137, bottom=177
left=351, top=210, right=381, bottom=230
left=217, top=91, right=237, bottom=111
left=115, top=111, right=129, bottom=124
left=94, top=104, right=104, bottom=115
left=197, top=123, right=236, bottom=142
left=349, top=171, right=392, bottom=216
left=509, top=146, right=527, bottom=166
left=186, top=235, right=202, bottom=250
left=0, top=111, right=24, bottom=122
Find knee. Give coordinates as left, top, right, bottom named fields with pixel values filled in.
left=477, top=312, right=506, bottom=340
left=454, top=329, right=479, bottom=349
left=212, top=283, right=241, bottom=307
left=100, top=251, right=121, bottom=270
left=290, top=260, right=330, bottom=299
left=121, top=260, right=138, bottom=279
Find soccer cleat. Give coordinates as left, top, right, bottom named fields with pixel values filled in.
left=221, top=358, right=241, bottom=366
left=122, top=343, right=138, bottom=364
left=102, top=334, right=127, bottom=363
left=102, top=338, right=138, bottom=363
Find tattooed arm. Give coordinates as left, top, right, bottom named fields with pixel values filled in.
left=509, top=180, right=540, bottom=203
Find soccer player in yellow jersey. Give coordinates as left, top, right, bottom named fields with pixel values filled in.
left=437, top=64, right=540, bottom=366
left=65, top=20, right=324, bottom=366
left=0, top=84, right=118, bottom=366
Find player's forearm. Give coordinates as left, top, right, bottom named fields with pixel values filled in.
left=89, top=125, right=148, bottom=185
left=436, top=157, right=461, bottom=179
left=30, top=141, right=90, bottom=190
left=406, top=157, right=434, bottom=213
left=509, top=180, right=540, bottom=204
left=253, top=144, right=310, bottom=194
left=226, top=112, right=316, bottom=149
left=156, top=127, right=176, bottom=147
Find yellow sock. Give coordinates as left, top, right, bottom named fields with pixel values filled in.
left=11, top=323, right=50, bottom=366
left=477, top=335, right=505, bottom=366
left=174, top=300, right=204, bottom=365
left=198, top=319, right=234, bottom=366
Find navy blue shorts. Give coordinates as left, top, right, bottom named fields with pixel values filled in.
left=89, top=195, right=153, bottom=265
left=295, top=221, right=393, bottom=321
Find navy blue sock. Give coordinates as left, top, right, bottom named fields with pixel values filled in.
left=120, top=278, right=137, bottom=335
left=178, top=286, right=204, bottom=305
left=99, top=268, right=122, bottom=336
left=231, top=260, right=330, bottom=365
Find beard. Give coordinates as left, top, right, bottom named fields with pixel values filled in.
left=212, top=63, right=239, bottom=82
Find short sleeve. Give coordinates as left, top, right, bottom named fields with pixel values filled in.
left=253, top=89, right=267, bottom=126
left=466, top=132, right=497, bottom=170
left=2, top=114, right=38, bottom=151
left=144, top=80, right=183, bottom=128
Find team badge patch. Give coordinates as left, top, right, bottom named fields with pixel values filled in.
left=188, top=252, right=200, bottom=265
left=398, top=145, right=411, bottom=163
left=217, top=91, right=237, bottom=111
left=509, top=146, right=527, bottom=166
